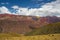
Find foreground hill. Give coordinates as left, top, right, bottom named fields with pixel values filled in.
left=25, top=22, right=60, bottom=36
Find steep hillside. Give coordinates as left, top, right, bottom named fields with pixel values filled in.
left=25, top=22, right=60, bottom=36
left=0, top=20, right=33, bottom=34
left=0, top=14, right=60, bottom=34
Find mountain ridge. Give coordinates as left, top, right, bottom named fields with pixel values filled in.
left=0, top=14, right=60, bottom=34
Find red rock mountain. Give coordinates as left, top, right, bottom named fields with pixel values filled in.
left=0, top=14, right=60, bottom=34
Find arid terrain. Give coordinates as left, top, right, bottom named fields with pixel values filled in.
left=0, top=14, right=60, bottom=34
left=0, top=14, right=60, bottom=40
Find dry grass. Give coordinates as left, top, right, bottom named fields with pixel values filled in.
left=0, top=34, right=60, bottom=40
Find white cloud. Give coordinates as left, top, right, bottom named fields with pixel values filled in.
left=1, top=2, right=9, bottom=5
left=12, top=5, right=19, bottom=9
left=11, top=0, right=60, bottom=17
left=1, top=3, right=5, bottom=4
left=29, top=0, right=60, bottom=17
left=6, top=2, right=9, bottom=4
left=0, top=6, right=11, bottom=14
left=16, top=8, right=29, bottom=15
left=0, top=0, right=60, bottom=17
left=38, top=0, right=60, bottom=16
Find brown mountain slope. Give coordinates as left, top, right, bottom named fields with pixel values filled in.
left=0, top=14, right=40, bottom=34
left=0, top=14, right=60, bottom=34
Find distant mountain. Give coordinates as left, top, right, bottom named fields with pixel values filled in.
left=0, top=14, right=60, bottom=34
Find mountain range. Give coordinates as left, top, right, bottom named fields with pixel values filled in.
left=0, top=14, right=60, bottom=34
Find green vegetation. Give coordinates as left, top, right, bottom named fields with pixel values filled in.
left=25, top=22, right=60, bottom=36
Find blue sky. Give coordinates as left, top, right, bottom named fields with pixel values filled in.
left=0, top=0, right=60, bottom=17
left=0, top=0, right=56, bottom=8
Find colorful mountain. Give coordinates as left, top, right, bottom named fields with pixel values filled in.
left=0, top=14, right=60, bottom=34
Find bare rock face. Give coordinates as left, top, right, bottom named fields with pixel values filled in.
left=0, top=14, right=60, bottom=34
